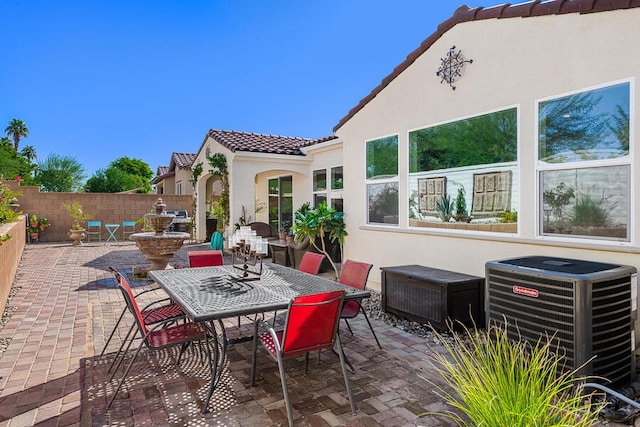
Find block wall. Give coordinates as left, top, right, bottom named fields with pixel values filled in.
left=3, top=182, right=193, bottom=243
left=0, top=217, right=26, bottom=314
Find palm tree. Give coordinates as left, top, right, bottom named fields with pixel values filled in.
left=5, top=119, right=29, bottom=152
left=20, top=145, right=37, bottom=166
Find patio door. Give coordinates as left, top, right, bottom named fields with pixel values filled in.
left=268, top=176, right=293, bottom=234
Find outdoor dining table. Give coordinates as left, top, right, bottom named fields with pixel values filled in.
left=148, top=263, right=370, bottom=413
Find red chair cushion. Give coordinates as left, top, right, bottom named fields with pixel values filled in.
left=259, top=331, right=282, bottom=359
left=142, top=304, right=183, bottom=325
left=298, top=252, right=325, bottom=275
left=340, top=300, right=360, bottom=319
left=189, top=250, right=224, bottom=267
left=339, top=260, right=373, bottom=291
left=147, top=321, right=204, bottom=348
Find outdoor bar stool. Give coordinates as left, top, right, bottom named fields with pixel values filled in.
left=86, top=221, right=102, bottom=242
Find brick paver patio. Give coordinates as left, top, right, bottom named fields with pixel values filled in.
left=0, top=242, right=459, bottom=426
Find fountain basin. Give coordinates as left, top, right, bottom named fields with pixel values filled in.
left=129, top=231, right=190, bottom=270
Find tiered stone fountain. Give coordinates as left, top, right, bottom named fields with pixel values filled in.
left=129, top=198, right=190, bottom=270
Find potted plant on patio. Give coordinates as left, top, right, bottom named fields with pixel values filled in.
left=62, top=200, right=93, bottom=246
left=291, top=201, right=347, bottom=280
left=29, top=214, right=38, bottom=228
left=8, top=196, right=20, bottom=212
left=38, top=217, right=50, bottom=232
left=28, top=225, right=39, bottom=241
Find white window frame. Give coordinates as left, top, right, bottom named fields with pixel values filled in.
left=535, top=79, right=634, bottom=245
left=365, top=134, right=399, bottom=226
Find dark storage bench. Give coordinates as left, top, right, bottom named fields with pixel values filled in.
left=381, top=265, right=484, bottom=330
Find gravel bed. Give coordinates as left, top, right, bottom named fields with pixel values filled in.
left=0, top=286, right=20, bottom=359
left=360, top=290, right=458, bottom=346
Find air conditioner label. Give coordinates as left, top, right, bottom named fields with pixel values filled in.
left=513, top=285, right=539, bottom=298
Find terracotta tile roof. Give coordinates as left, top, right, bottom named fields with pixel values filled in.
left=205, top=129, right=337, bottom=156
left=333, top=0, right=640, bottom=132
left=170, top=152, right=197, bottom=169
left=150, top=166, right=172, bottom=185
left=151, top=152, right=196, bottom=185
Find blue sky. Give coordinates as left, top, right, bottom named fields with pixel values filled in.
left=1, top=0, right=489, bottom=178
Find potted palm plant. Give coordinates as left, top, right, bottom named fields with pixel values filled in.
left=291, top=202, right=347, bottom=280
left=62, top=200, right=93, bottom=246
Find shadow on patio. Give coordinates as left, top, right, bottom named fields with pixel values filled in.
left=0, top=242, right=455, bottom=426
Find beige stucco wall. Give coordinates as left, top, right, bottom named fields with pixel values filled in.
left=174, top=167, right=194, bottom=195
left=193, top=137, right=328, bottom=240
left=336, top=9, right=640, bottom=291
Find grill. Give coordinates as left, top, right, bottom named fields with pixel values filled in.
left=486, top=256, right=637, bottom=387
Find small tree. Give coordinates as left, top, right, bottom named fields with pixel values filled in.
left=291, top=202, right=346, bottom=280
left=62, top=200, right=93, bottom=229
left=454, top=187, right=468, bottom=221
left=543, top=182, right=575, bottom=223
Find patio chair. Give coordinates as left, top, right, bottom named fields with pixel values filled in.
left=106, top=268, right=209, bottom=410
left=298, top=252, right=325, bottom=275
left=100, top=267, right=184, bottom=358
left=122, top=221, right=136, bottom=239
left=188, top=250, right=223, bottom=267
left=339, top=260, right=381, bottom=349
left=287, top=236, right=310, bottom=269
left=248, top=221, right=278, bottom=239
left=250, top=290, right=356, bottom=426
left=86, top=221, right=102, bottom=242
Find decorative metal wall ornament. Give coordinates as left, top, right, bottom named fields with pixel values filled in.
left=436, top=45, right=473, bottom=90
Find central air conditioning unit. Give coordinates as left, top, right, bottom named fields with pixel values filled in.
left=486, top=256, right=637, bottom=387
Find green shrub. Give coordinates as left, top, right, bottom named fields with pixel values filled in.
left=424, top=322, right=604, bottom=426
left=435, top=193, right=455, bottom=222
left=499, top=210, right=518, bottom=223
left=0, top=182, right=21, bottom=225
left=572, top=191, right=613, bottom=227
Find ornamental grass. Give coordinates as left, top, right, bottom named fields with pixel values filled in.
left=425, top=322, right=605, bottom=427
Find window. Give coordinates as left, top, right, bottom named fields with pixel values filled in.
left=537, top=81, right=631, bottom=241
left=331, top=166, right=343, bottom=190
left=313, top=169, right=327, bottom=208
left=176, top=181, right=182, bottom=195
left=366, top=135, right=399, bottom=225
left=268, top=176, right=293, bottom=233
left=331, top=166, right=343, bottom=212
left=313, top=166, right=343, bottom=211
left=408, top=108, right=518, bottom=232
